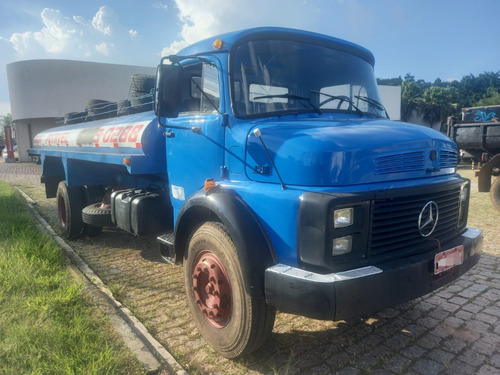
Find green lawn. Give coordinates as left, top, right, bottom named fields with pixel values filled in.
left=0, top=182, right=146, bottom=375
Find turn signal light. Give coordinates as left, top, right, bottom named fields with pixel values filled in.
left=204, top=178, right=216, bottom=192
left=123, top=157, right=131, bottom=166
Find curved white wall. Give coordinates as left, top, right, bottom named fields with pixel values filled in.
left=7, top=59, right=155, bottom=120
left=6, top=59, right=155, bottom=161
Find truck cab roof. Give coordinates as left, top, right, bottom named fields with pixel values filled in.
left=176, top=27, right=375, bottom=66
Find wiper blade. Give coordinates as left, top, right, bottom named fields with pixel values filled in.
left=311, top=90, right=363, bottom=117
left=253, top=93, right=321, bottom=114
left=354, top=95, right=389, bottom=118
left=354, top=95, right=385, bottom=111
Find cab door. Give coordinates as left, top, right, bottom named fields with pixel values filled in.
left=163, top=61, right=226, bottom=220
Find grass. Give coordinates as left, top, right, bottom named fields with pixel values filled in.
left=0, top=182, right=146, bottom=375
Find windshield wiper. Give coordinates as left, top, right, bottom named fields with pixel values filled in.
left=310, top=90, right=363, bottom=117
left=354, top=95, right=389, bottom=117
left=354, top=95, right=385, bottom=110
left=253, top=94, right=322, bottom=115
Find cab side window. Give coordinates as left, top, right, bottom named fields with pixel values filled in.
left=179, top=62, right=220, bottom=115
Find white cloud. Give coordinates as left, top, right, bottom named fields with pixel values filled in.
left=153, top=2, right=169, bottom=12
left=129, top=29, right=138, bottom=38
left=92, top=6, right=115, bottom=35
left=95, top=42, right=114, bottom=56
left=9, top=9, right=76, bottom=55
left=6, top=6, right=128, bottom=60
left=161, top=0, right=326, bottom=56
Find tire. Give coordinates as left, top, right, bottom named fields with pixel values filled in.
left=490, top=177, right=500, bottom=212
left=82, top=203, right=113, bottom=227
left=56, top=181, right=85, bottom=238
left=129, top=74, right=155, bottom=112
left=129, top=74, right=155, bottom=94
left=85, top=99, right=117, bottom=120
left=184, top=222, right=276, bottom=358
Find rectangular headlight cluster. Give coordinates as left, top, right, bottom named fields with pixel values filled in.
left=332, top=207, right=354, bottom=256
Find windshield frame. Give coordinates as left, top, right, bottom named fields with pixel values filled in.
left=229, top=37, right=387, bottom=120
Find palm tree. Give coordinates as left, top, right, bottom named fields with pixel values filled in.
left=1, top=113, right=13, bottom=146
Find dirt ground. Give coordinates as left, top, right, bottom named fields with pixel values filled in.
left=1, top=161, right=499, bottom=375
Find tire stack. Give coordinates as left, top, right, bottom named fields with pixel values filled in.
left=64, top=111, right=88, bottom=124
left=129, top=74, right=155, bottom=113
left=86, top=99, right=118, bottom=121
left=117, top=100, right=131, bottom=117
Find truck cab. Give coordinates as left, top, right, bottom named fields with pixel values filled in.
left=30, top=27, right=482, bottom=359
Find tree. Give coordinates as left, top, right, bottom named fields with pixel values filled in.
left=0, top=113, right=13, bottom=126
left=475, top=87, right=500, bottom=106
left=0, top=114, right=13, bottom=140
left=401, top=75, right=424, bottom=122
left=377, top=77, right=403, bottom=86
left=421, top=86, right=459, bottom=124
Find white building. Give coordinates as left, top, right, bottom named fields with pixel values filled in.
left=6, top=59, right=155, bottom=162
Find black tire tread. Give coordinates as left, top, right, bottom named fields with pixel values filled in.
left=56, top=181, right=85, bottom=238
left=184, top=221, right=275, bottom=358
left=82, top=203, right=113, bottom=227
left=490, top=176, right=500, bottom=212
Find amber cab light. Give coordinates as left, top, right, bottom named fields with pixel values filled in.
left=204, top=178, right=216, bottom=192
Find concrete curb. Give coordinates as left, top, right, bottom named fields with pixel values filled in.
left=16, top=187, right=188, bottom=375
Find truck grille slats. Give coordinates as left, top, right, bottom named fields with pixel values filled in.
left=375, top=151, right=425, bottom=174
left=439, top=149, right=459, bottom=168
left=375, top=149, right=459, bottom=175
left=369, top=187, right=460, bottom=261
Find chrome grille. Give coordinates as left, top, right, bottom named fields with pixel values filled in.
left=369, top=186, right=461, bottom=262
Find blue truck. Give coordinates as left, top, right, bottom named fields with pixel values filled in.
left=30, top=27, right=483, bottom=358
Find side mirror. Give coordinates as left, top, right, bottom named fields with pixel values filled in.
left=155, top=62, right=183, bottom=119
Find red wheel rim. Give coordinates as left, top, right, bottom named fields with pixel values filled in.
left=192, top=250, right=232, bottom=328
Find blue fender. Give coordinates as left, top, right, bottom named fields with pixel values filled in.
left=174, top=186, right=277, bottom=298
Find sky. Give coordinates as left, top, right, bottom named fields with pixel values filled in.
left=1, top=0, right=499, bottom=117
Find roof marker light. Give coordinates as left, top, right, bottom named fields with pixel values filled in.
left=212, top=38, right=223, bottom=50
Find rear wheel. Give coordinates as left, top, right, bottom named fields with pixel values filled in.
left=490, top=176, right=500, bottom=212
left=56, top=181, right=85, bottom=238
left=184, top=222, right=275, bottom=358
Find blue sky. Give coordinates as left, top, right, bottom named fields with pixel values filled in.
left=1, top=0, right=499, bottom=117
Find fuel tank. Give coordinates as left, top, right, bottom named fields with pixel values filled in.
left=30, top=111, right=165, bottom=175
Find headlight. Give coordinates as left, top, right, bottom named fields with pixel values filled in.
left=333, top=235, right=352, bottom=256
left=334, top=207, right=353, bottom=228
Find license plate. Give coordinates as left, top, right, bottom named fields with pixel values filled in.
left=434, top=245, right=464, bottom=275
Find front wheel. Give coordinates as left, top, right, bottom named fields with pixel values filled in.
left=184, top=222, right=275, bottom=358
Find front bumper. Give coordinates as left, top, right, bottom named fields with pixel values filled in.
left=265, top=227, right=482, bottom=320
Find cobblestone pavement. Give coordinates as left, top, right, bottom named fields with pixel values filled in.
left=2, top=161, right=499, bottom=375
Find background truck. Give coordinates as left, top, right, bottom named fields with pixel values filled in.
left=447, top=105, right=500, bottom=211
left=29, top=27, right=482, bottom=358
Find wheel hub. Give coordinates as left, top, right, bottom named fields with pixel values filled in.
left=192, top=250, right=232, bottom=328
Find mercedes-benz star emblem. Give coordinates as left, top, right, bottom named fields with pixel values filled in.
left=418, top=201, right=439, bottom=237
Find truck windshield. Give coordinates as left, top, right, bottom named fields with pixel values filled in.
left=230, top=39, right=387, bottom=119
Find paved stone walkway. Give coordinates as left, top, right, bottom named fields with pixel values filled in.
left=2, top=161, right=499, bottom=375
